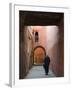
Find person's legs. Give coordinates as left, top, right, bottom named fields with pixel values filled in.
left=43, top=64, right=47, bottom=75
left=45, top=66, right=48, bottom=75
left=48, top=65, right=49, bottom=74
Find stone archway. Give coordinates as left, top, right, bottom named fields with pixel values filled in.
left=33, top=46, right=46, bottom=65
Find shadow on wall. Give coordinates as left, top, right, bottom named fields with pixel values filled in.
left=19, top=26, right=34, bottom=79
left=46, top=25, right=64, bottom=77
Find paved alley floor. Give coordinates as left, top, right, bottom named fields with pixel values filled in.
left=25, top=65, right=56, bottom=79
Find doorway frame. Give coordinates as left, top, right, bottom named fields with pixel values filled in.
left=33, top=46, right=46, bottom=65
left=9, top=3, right=70, bottom=87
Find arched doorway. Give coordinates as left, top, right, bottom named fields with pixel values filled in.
left=33, top=46, right=46, bottom=65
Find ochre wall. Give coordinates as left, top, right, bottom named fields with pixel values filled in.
left=19, top=26, right=34, bottom=79
left=45, top=19, right=64, bottom=77
left=31, top=26, right=47, bottom=49
left=57, top=18, right=64, bottom=76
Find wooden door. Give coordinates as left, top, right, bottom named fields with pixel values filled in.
left=34, top=47, right=45, bottom=64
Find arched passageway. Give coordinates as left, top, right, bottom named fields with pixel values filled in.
left=33, top=46, right=46, bottom=65
left=19, top=11, right=64, bottom=79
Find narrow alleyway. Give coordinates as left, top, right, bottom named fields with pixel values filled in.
left=25, top=66, right=55, bottom=79
left=19, top=11, right=64, bottom=79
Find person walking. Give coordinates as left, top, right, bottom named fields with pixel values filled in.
left=43, top=55, right=50, bottom=75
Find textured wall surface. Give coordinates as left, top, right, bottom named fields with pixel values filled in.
left=45, top=20, right=64, bottom=77
left=19, top=26, right=33, bottom=79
